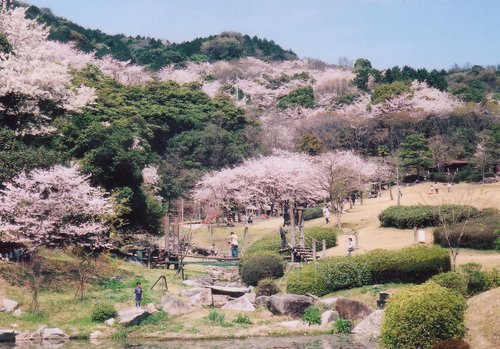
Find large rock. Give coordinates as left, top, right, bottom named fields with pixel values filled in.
left=320, top=297, right=338, bottom=308
left=335, top=297, right=375, bottom=322
left=255, top=296, right=270, bottom=307
left=0, top=330, right=16, bottom=342
left=160, top=296, right=193, bottom=315
left=352, top=310, right=383, bottom=338
left=267, top=294, right=315, bottom=319
left=207, top=285, right=250, bottom=298
left=321, top=310, right=339, bottom=327
left=242, top=292, right=256, bottom=303
left=0, top=299, right=19, bottom=313
left=222, top=296, right=255, bottom=312
left=41, top=327, right=69, bottom=342
left=182, top=288, right=212, bottom=306
left=146, top=303, right=158, bottom=314
left=212, top=295, right=230, bottom=308
left=117, top=307, right=151, bottom=326
left=208, top=266, right=240, bottom=283
left=104, top=318, right=115, bottom=327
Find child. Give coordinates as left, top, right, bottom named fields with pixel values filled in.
left=134, top=282, right=143, bottom=308
left=347, top=237, right=355, bottom=256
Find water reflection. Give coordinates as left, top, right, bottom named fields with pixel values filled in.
left=0, top=335, right=375, bottom=349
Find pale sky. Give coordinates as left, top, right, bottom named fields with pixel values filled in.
left=26, top=0, right=500, bottom=70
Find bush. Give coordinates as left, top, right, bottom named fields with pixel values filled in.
left=365, top=245, right=451, bottom=284
left=379, top=205, right=479, bottom=229
left=433, top=209, right=500, bottom=250
left=429, top=272, right=468, bottom=297
left=286, top=246, right=450, bottom=296
left=91, top=302, right=117, bottom=322
left=240, top=253, right=284, bottom=286
left=303, top=206, right=323, bottom=221
left=459, top=263, right=488, bottom=296
left=287, top=256, right=371, bottom=296
left=233, top=314, right=252, bottom=325
left=302, top=305, right=321, bottom=325
left=245, top=235, right=282, bottom=256
left=304, top=226, right=338, bottom=249
left=332, top=318, right=352, bottom=334
left=256, top=278, right=280, bottom=297
left=371, top=81, right=411, bottom=104
left=278, top=86, right=315, bottom=109
left=381, top=283, right=466, bottom=349
left=484, top=269, right=500, bottom=289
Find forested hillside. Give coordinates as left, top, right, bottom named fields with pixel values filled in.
left=0, top=3, right=498, bottom=235
left=23, top=3, right=297, bottom=70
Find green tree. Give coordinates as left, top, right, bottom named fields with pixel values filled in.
left=399, top=133, right=433, bottom=177
left=353, top=58, right=373, bottom=91
left=295, top=133, right=325, bottom=155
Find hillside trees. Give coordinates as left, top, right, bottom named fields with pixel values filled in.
left=399, top=133, right=433, bottom=177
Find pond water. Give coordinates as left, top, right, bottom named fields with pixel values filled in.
left=0, top=334, right=376, bottom=349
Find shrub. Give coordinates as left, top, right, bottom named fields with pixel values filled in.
left=286, top=246, right=449, bottom=296
left=303, top=305, right=321, bottom=325
left=334, top=93, right=360, bottom=106
left=484, top=269, right=500, bottom=289
left=278, top=86, right=315, bottom=109
left=433, top=209, right=500, bottom=250
left=240, top=253, right=284, bottom=286
left=233, top=314, right=252, bottom=325
left=207, top=309, right=225, bottom=326
left=371, top=81, right=411, bottom=104
left=429, top=272, right=468, bottom=297
left=303, top=206, right=323, bottom=221
left=332, top=318, right=352, bottom=334
left=379, top=205, right=479, bottom=229
left=245, top=235, right=282, bottom=256
left=365, top=245, right=451, bottom=284
left=91, top=302, right=117, bottom=322
left=287, top=256, right=371, bottom=296
left=381, top=283, right=466, bottom=349
left=304, top=226, right=338, bottom=249
left=256, top=278, right=280, bottom=297
left=459, top=263, right=488, bottom=296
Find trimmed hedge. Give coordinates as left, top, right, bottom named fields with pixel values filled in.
left=429, top=272, right=468, bottom=297
left=256, top=278, right=280, bottom=297
left=240, top=252, right=284, bottom=286
left=303, top=206, right=323, bottom=221
left=304, top=226, right=338, bottom=249
left=379, top=205, right=479, bottom=229
left=286, top=245, right=450, bottom=296
left=381, top=283, right=466, bottom=349
left=433, top=209, right=500, bottom=250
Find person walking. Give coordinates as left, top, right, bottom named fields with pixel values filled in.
left=279, top=226, right=288, bottom=248
left=134, top=282, right=143, bottom=308
left=323, top=206, right=330, bottom=224
left=226, top=232, right=239, bottom=258
left=347, top=237, right=355, bottom=256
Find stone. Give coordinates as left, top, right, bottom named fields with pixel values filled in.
left=352, top=310, right=383, bottom=338
left=186, top=288, right=212, bottom=306
left=222, top=296, right=256, bottom=312
left=320, top=297, right=338, bottom=308
left=335, top=297, right=375, bottom=322
left=267, top=294, right=315, bottom=319
left=160, top=296, right=193, bottom=315
left=104, top=318, right=116, bottom=327
left=30, top=325, right=47, bottom=341
left=12, top=308, right=22, bottom=317
left=321, top=310, right=339, bottom=327
left=180, top=287, right=206, bottom=297
left=207, top=285, right=250, bottom=298
left=0, top=299, right=19, bottom=313
left=117, top=307, right=151, bottom=327
left=208, top=266, right=240, bottom=283
left=89, top=331, right=102, bottom=340
left=212, top=295, right=230, bottom=308
left=15, top=331, right=30, bottom=342
left=255, top=296, right=270, bottom=307
left=277, top=320, right=302, bottom=329
left=0, top=330, right=16, bottom=342
left=146, top=303, right=158, bottom=313
left=182, top=280, right=198, bottom=286
left=242, top=292, right=256, bottom=303
left=42, top=328, right=69, bottom=341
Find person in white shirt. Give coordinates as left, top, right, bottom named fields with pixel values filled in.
left=323, top=206, right=330, bottom=224
left=226, top=232, right=239, bottom=258
left=347, top=237, right=355, bottom=256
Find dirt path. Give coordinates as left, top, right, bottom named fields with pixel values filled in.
left=465, top=287, right=500, bottom=348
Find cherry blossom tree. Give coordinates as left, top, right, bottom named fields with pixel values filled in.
left=0, top=164, right=113, bottom=300
left=313, top=151, right=374, bottom=227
